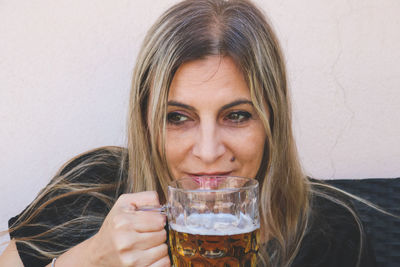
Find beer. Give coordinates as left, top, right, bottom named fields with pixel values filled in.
left=167, top=177, right=260, bottom=266
left=169, top=213, right=260, bottom=267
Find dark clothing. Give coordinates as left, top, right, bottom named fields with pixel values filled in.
left=9, top=148, right=376, bottom=266
left=291, top=186, right=376, bottom=267
left=9, top=147, right=124, bottom=267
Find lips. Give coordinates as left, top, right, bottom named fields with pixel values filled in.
left=184, top=172, right=233, bottom=188
left=191, top=176, right=227, bottom=189
left=187, top=171, right=232, bottom=177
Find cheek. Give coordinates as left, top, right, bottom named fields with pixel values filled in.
left=229, top=125, right=266, bottom=174
left=165, top=130, right=193, bottom=172
left=241, top=135, right=265, bottom=162
left=165, top=133, right=180, bottom=166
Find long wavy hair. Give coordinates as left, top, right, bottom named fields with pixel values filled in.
left=5, top=0, right=368, bottom=266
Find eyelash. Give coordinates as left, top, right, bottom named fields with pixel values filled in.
left=224, top=111, right=252, bottom=124
left=166, top=111, right=252, bottom=125
left=167, top=112, right=189, bottom=125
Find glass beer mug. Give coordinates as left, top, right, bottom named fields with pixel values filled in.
left=167, top=176, right=260, bottom=267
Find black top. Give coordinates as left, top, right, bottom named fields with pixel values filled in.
left=291, top=184, right=376, bottom=267
left=9, top=148, right=376, bottom=267
left=326, top=178, right=400, bottom=267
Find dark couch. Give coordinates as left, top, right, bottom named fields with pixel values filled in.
left=326, top=178, right=400, bottom=267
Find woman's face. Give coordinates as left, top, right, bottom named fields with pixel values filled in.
left=165, top=56, right=266, bottom=180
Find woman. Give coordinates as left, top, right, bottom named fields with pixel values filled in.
left=1, top=0, right=376, bottom=266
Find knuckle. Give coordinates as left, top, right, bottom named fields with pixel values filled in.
left=160, top=243, right=168, bottom=254
left=162, top=257, right=171, bottom=267
left=111, top=213, right=127, bottom=229
left=120, top=253, right=135, bottom=266
left=114, top=241, right=125, bottom=253
left=112, top=235, right=125, bottom=252
left=158, top=256, right=171, bottom=267
left=120, top=251, right=144, bottom=267
left=153, top=212, right=165, bottom=224
left=161, top=229, right=167, bottom=242
left=117, top=193, right=129, bottom=203
left=147, top=190, right=160, bottom=202
left=115, top=194, right=135, bottom=210
left=161, top=215, right=167, bottom=225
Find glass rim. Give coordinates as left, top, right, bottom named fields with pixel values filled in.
left=167, top=176, right=259, bottom=193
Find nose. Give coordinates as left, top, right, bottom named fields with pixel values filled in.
left=192, top=120, right=225, bottom=164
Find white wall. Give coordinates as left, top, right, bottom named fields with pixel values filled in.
left=1, top=0, right=399, bottom=250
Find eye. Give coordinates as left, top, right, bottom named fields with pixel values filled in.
left=167, top=112, right=189, bottom=125
left=225, top=111, right=252, bottom=123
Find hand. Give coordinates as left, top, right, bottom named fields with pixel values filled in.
left=87, top=191, right=170, bottom=267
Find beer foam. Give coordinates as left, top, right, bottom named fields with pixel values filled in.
left=170, top=213, right=259, bottom=236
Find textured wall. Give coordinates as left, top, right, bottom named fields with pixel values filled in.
left=1, top=0, right=399, bottom=249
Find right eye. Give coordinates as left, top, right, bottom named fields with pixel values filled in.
left=167, top=112, right=189, bottom=125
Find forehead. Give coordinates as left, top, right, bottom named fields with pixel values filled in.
left=168, top=56, right=251, bottom=102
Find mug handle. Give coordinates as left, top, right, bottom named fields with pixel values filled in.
left=136, top=205, right=168, bottom=215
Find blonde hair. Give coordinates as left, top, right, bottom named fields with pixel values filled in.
left=6, top=146, right=127, bottom=259
left=127, top=0, right=308, bottom=265
left=5, top=0, right=370, bottom=266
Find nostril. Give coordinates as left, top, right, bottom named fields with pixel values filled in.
left=193, top=144, right=226, bottom=163
left=192, top=123, right=226, bottom=163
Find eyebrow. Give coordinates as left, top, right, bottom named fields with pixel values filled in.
left=167, top=101, right=196, bottom=111
left=167, top=99, right=253, bottom=113
left=220, top=99, right=253, bottom=111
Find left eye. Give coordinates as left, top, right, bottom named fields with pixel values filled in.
left=167, top=112, right=189, bottom=125
left=225, top=111, right=252, bottom=123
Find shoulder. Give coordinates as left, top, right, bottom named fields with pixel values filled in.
left=8, top=146, right=129, bottom=266
left=309, top=179, right=359, bottom=226
left=11, top=146, right=129, bottom=222
left=57, top=146, right=128, bottom=184
left=28, top=145, right=129, bottom=209
left=292, top=178, right=376, bottom=267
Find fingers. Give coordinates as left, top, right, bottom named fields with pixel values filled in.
left=133, top=229, right=167, bottom=250
left=120, top=243, right=169, bottom=267
left=113, top=192, right=166, bottom=233
left=112, top=210, right=166, bottom=232
left=115, top=229, right=167, bottom=251
left=149, top=255, right=171, bottom=267
left=103, top=192, right=169, bottom=267
left=118, top=191, right=161, bottom=210
left=143, top=243, right=169, bottom=264
left=132, top=211, right=166, bottom=232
